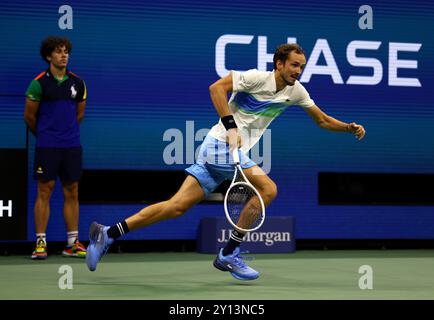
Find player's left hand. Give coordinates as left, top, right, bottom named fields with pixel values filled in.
left=348, top=122, right=366, bottom=141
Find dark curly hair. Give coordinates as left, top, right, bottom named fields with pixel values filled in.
left=40, top=36, right=72, bottom=64
left=273, top=44, right=305, bottom=70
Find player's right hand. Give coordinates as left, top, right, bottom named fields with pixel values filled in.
left=226, top=128, right=242, bottom=150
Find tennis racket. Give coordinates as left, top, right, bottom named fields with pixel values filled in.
left=224, top=147, right=266, bottom=232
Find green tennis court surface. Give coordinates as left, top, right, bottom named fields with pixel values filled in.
left=1, top=250, right=433, bottom=300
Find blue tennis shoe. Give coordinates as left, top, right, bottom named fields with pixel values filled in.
left=213, top=247, right=259, bottom=280
left=86, top=222, right=113, bottom=271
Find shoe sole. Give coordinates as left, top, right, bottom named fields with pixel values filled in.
left=62, top=251, right=86, bottom=258
left=230, top=272, right=259, bottom=281
left=85, top=246, right=97, bottom=272
left=213, top=258, right=259, bottom=281
left=31, top=255, right=47, bottom=260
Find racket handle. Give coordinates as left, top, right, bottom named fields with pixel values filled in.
left=232, top=147, right=240, bottom=164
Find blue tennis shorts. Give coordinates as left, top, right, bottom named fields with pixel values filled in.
left=185, top=135, right=256, bottom=197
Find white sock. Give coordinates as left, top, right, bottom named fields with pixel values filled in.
left=67, top=231, right=79, bottom=246
left=36, top=233, right=46, bottom=245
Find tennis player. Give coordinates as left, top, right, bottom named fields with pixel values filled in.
left=86, top=44, right=365, bottom=280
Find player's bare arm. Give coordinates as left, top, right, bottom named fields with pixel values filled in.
left=305, top=104, right=366, bottom=140
left=209, top=73, right=241, bottom=148
left=209, top=73, right=233, bottom=117
left=24, top=98, right=40, bottom=134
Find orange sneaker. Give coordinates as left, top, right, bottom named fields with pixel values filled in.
left=62, top=239, right=87, bottom=258
left=31, top=239, right=48, bottom=260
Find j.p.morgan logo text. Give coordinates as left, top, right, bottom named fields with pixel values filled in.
left=217, top=229, right=291, bottom=246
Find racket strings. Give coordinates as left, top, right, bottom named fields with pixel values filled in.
left=226, top=184, right=263, bottom=230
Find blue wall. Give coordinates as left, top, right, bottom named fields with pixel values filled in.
left=0, top=0, right=433, bottom=241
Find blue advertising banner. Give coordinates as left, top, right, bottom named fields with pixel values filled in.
left=0, top=0, right=433, bottom=240
left=198, top=217, right=296, bottom=254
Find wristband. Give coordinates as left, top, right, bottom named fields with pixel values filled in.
left=221, top=115, right=237, bottom=130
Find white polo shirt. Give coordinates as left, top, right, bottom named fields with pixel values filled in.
left=208, top=69, right=315, bottom=153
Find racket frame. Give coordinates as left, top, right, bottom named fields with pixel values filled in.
left=223, top=148, right=266, bottom=232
